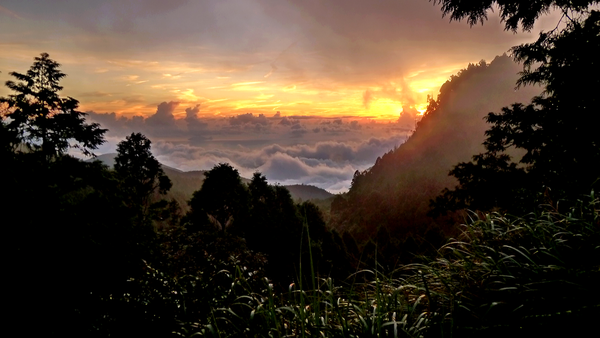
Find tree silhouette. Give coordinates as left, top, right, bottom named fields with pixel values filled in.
left=115, top=132, right=172, bottom=216
left=0, top=117, right=19, bottom=158
left=432, top=0, right=599, bottom=31
left=187, top=163, right=249, bottom=232
left=431, top=4, right=600, bottom=213
left=0, top=53, right=106, bottom=160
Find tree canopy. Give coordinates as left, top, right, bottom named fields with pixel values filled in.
left=1, top=53, right=106, bottom=160
left=432, top=0, right=600, bottom=31
left=115, top=132, right=172, bottom=214
left=187, top=163, right=250, bottom=232
left=431, top=3, right=600, bottom=214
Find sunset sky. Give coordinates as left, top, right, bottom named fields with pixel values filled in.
left=0, top=0, right=557, bottom=192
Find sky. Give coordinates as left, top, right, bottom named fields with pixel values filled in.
left=0, top=0, right=558, bottom=192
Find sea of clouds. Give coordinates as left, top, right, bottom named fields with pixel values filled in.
left=87, top=101, right=415, bottom=193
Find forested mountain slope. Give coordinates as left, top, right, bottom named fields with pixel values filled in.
left=331, top=55, right=541, bottom=240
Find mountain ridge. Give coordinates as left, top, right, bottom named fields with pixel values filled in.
left=330, top=55, right=542, bottom=239
left=89, top=154, right=332, bottom=206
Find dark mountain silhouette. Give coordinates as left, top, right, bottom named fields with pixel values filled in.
left=90, top=154, right=330, bottom=208
left=284, top=184, right=334, bottom=201
left=330, top=55, right=541, bottom=240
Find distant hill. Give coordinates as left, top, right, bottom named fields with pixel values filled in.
left=284, top=184, right=334, bottom=201
left=330, top=55, right=541, bottom=240
left=92, top=153, right=117, bottom=168
left=90, top=153, right=204, bottom=210
left=89, top=154, right=329, bottom=210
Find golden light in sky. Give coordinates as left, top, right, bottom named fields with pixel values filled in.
left=0, top=0, right=557, bottom=191
left=0, top=1, right=550, bottom=122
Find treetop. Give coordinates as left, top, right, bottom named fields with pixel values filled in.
left=432, top=0, right=599, bottom=31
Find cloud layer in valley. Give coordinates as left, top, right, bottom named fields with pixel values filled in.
left=87, top=101, right=412, bottom=193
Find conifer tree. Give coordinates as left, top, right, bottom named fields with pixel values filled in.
left=1, top=53, right=106, bottom=160
left=115, top=132, right=172, bottom=216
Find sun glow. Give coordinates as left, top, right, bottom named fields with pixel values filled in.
left=42, top=54, right=455, bottom=121
left=415, top=103, right=428, bottom=115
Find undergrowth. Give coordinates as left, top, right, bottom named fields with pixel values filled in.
left=127, top=195, right=600, bottom=337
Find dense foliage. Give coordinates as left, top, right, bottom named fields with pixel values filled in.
left=432, top=0, right=600, bottom=31
left=3, top=0, right=600, bottom=331
left=115, top=132, right=173, bottom=220
left=170, top=197, right=600, bottom=337
left=186, top=167, right=350, bottom=286
left=329, top=55, right=540, bottom=267
left=431, top=6, right=600, bottom=215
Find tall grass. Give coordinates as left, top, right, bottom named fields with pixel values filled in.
left=172, top=218, right=433, bottom=337
left=417, top=194, right=600, bottom=336
left=173, top=271, right=433, bottom=337
left=170, top=195, right=599, bottom=337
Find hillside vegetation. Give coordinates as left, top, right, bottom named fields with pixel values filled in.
left=331, top=55, right=540, bottom=242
